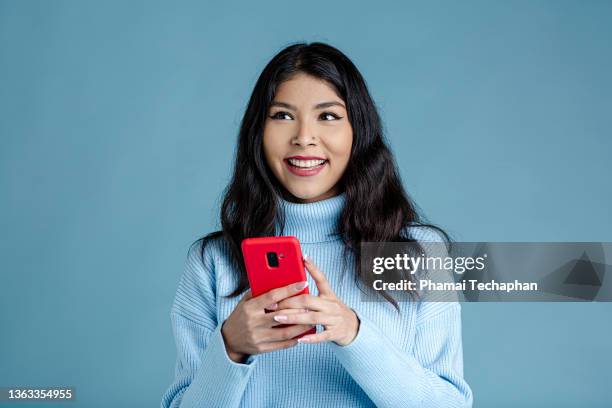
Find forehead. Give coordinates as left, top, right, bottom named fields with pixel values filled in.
left=274, top=73, right=342, bottom=105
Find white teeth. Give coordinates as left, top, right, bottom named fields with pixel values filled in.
left=287, top=158, right=326, bottom=168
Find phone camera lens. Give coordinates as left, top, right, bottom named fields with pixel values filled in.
left=266, top=252, right=279, bottom=268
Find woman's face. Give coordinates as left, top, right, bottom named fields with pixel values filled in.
left=263, top=73, right=353, bottom=203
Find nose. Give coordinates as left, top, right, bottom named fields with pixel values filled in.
left=292, top=121, right=317, bottom=146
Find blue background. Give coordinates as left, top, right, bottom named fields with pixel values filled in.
left=1, top=1, right=611, bottom=407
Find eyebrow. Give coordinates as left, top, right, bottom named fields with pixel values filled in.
left=269, top=101, right=346, bottom=110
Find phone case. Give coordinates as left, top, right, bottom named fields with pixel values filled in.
left=241, top=236, right=316, bottom=338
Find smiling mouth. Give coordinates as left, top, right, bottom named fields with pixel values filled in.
left=286, top=158, right=327, bottom=168
left=284, top=157, right=328, bottom=177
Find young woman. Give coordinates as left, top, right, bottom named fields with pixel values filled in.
left=161, top=42, right=473, bottom=408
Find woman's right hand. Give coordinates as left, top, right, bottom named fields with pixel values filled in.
left=221, top=281, right=314, bottom=363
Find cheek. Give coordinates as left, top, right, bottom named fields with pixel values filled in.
left=262, top=129, right=284, bottom=167
left=327, top=131, right=353, bottom=172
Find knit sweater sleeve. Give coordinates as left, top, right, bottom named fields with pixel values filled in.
left=160, top=240, right=256, bottom=408
left=330, top=302, right=473, bottom=407
left=330, top=226, right=473, bottom=407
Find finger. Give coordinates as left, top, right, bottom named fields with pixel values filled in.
left=263, top=301, right=280, bottom=312
left=256, top=338, right=299, bottom=353
left=303, top=256, right=334, bottom=296
left=262, top=324, right=315, bottom=342
left=272, top=311, right=332, bottom=326
left=297, top=330, right=333, bottom=344
left=242, top=289, right=279, bottom=313
left=265, top=308, right=309, bottom=327
left=277, top=294, right=332, bottom=312
left=249, top=281, right=309, bottom=311
left=255, top=306, right=309, bottom=329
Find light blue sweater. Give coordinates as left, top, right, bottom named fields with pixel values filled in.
left=161, top=193, right=473, bottom=407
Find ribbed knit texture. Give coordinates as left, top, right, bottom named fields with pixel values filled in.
left=161, top=193, right=473, bottom=407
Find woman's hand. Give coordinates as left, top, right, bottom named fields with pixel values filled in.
left=274, top=256, right=361, bottom=346
left=221, top=282, right=315, bottom=363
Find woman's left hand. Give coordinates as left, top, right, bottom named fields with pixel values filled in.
left=273, top=255, right=360, bottom=346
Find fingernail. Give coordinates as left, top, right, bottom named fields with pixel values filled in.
left=298, top=336, right=312, bottom=343
left=293, top=281, right=308, bottom=291
left=267, top=303, right=278, bottom=310
left=274, top=315, right=287, bottom=322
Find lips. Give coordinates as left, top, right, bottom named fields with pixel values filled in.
left=284, top=156, right=327, bottom=177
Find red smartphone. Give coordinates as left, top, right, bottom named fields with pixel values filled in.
left=241, top=236, right=316, bottom=338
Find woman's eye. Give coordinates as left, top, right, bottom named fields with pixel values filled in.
left=320, top=112, right=341, bottom=121
left=270, top=111, right=292, bottom=120
left=269, top=111, right=342, bottom=121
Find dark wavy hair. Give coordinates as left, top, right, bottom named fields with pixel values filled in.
left=194, top=42, right=450, bottom=311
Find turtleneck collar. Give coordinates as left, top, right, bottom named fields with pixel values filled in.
left=275, top=193, right=346, bottom=244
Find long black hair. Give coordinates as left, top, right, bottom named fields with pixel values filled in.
left=195, top=42, right=450, bottom=311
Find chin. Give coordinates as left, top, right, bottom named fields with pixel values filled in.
left=288, top=189, right=320, bottom=201
left=285, top=185, right=334, bottom=202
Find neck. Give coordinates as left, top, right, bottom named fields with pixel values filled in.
left=275, top=192, right=345, bottom=244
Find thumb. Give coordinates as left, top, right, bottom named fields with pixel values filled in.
left=303, top=255, right=334, bottom=297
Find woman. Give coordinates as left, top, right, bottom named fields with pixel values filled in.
left=161, top=42, right=473, bottom=407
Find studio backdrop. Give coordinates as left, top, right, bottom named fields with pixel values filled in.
left=1, top=1, right=611, bottom=407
